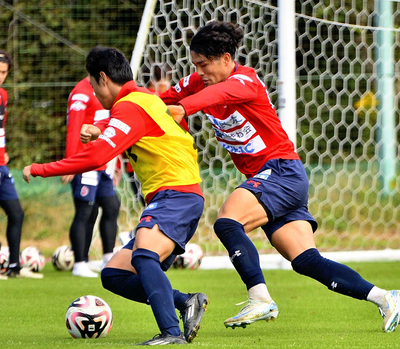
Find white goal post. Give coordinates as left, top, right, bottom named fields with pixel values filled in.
left=113, top=0, right=400, bottom=267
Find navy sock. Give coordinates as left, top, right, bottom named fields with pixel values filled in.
left=101, top=268, right=190, bottom=309
left=214, top=218, right=265, bottom=290
left=131, top=248, right=180, bottom=336
left=101, top=267, right=148, bottom=303
left=291, top=248, right=374, bottom=300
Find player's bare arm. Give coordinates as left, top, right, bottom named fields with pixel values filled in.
left=167, top=105, right=186, bottom=123
left=80, top=124, right=101, bottom=144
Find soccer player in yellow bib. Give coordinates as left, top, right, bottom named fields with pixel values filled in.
left=23, top=46, right=208, bottom=345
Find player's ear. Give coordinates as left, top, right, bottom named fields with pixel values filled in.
left=99, top=71, right=107, bottom=85
left=222, top=52, right=232, bottom=66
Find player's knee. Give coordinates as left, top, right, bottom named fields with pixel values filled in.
left=214, top=218, right=243, bottom=239
left=291, top=247, right=323, bottom=276
left=131, top=248, right=160, bottom=269
left=101, top=267, right=131, bottom=292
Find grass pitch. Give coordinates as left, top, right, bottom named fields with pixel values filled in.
left=1, top=262, right=400, bottom=348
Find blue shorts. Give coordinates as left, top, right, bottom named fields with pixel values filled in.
left=238, top=159, right=318, bottom=242
left=71, top=170, right=115, bottom=202
left=0, top=166, right=19, bottom=201
left=124, top=189, right=204, bottom=267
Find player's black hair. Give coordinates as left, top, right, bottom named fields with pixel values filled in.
left=86, top=46, right=133, bottom=85
left=0, top=50, right=12, bottom=69
left=190, top=21, right=243, bottom=60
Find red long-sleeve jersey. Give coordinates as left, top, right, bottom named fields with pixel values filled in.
left=30, top=81, right=202, bottom=202
left=0, top=87, right=7, bottom=166
left=65, top=78, right=110, bottom=171
left=160, top=63, right=299, bottom=178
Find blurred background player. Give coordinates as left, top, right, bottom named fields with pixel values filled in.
left=0, top=49, right=42, bottom=279
left=162, top=21, right=400, bottom=333
left=62, top=75, right=120, bottom=278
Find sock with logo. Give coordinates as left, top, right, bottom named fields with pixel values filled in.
left=292, top=248, right=374, bottom=300
left=131, top=248, right=181, bottom=336
left=214, top=218, right=266, bottom=290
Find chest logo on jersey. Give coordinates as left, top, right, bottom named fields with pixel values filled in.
left=214, top=122, right=256, bottom=143
left=219, top=135, right=266, bottom=154
left=206, top=110, right=246, bottom=131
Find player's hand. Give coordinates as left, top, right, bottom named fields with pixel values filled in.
left=4, top=152, right=9, bottom=165
left=80, top=124, right=101, bottom=144
left=167, top=105, right=186, bottom=124
left=22, top=165, right=32, bottom=183
left=61, top=174, right=75, bottom=184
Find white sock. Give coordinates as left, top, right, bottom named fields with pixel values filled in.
left=73, top=261, right=85, bottom=271
left=367, top=286, right=388, bottom=307
left=103, top=253, right=113, bottom=265
left=248, top=283, right=272, bottom=302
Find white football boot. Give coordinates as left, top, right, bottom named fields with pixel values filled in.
left=379, top=290, right=400, bottom=332
left=224, top=298, right=279, bottom=329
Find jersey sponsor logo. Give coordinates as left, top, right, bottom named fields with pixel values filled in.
left=214, top=122, right=256, bottom=143
left=108, top=118, right=131, bottom=134
left=219, top=135, right=266, bottom=154
left=94, top=109, right=110, bottom=122
left=99, top=134, right=116, bottom=148
left=70, top=100, right=87, bottom=112
left=206, top=110, right=246, bottom=131
left=183, top=75, right=191, bottom=87
left=104, top=127, right=116, bottom=138
left=174, top=82, right=181, bottom=93
left=71, top=93, right=90, bottom=103
left=80, top=185, right=89, bottom=197
left=228, top=74, right=253, bottom=85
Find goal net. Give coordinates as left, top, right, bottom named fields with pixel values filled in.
left=116, top=0, right=400, bottom=258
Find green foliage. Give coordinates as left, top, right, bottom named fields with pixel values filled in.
left=0, top=1, right=143, bottom=168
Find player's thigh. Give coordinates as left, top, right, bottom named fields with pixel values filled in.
left=134, top=225, right=176, bottom=262
left=106, top=247, right=136, bottom=272
left=218, top=187, right=269, bottom=233
left=270, top=220, right=316, bottom=261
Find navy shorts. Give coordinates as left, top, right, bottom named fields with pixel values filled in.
left=71, top=170, right=115, bottom=202
left=0, top=166, right=19, bottom=201
left=238, top=159, right=318, bottom=242
left=123, top=189, right=204, bottom=268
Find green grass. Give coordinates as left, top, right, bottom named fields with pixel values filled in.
left=1, top=262, right=400, bottom=348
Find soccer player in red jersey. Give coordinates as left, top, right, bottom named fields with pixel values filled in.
left=0, top=50, right=42, bottom=279
left=23, top=46, right=208, bottom=345
left=63, top=76, right=120, bottom=278
left=161, top=21, right=400, bottom=332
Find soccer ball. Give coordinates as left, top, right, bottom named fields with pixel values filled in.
left=52, top=246, right=75, bottom=271
left=173, top=243, right=203, bottom=270
left=20, top=246, right=45, bottom=272
left=0, top=246, right=9, bottom=274
left=65, top=295, right=113, bottom=338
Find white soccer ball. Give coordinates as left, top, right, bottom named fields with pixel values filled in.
left=52, top=246, right=75, bottom=271
left=173, top=243, right=204, bottom=270
left=65, top=295, right=113, bottom=338
left=20, top=246, right=45, bottom=272
left=0, top=246, right=9, bottom=274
